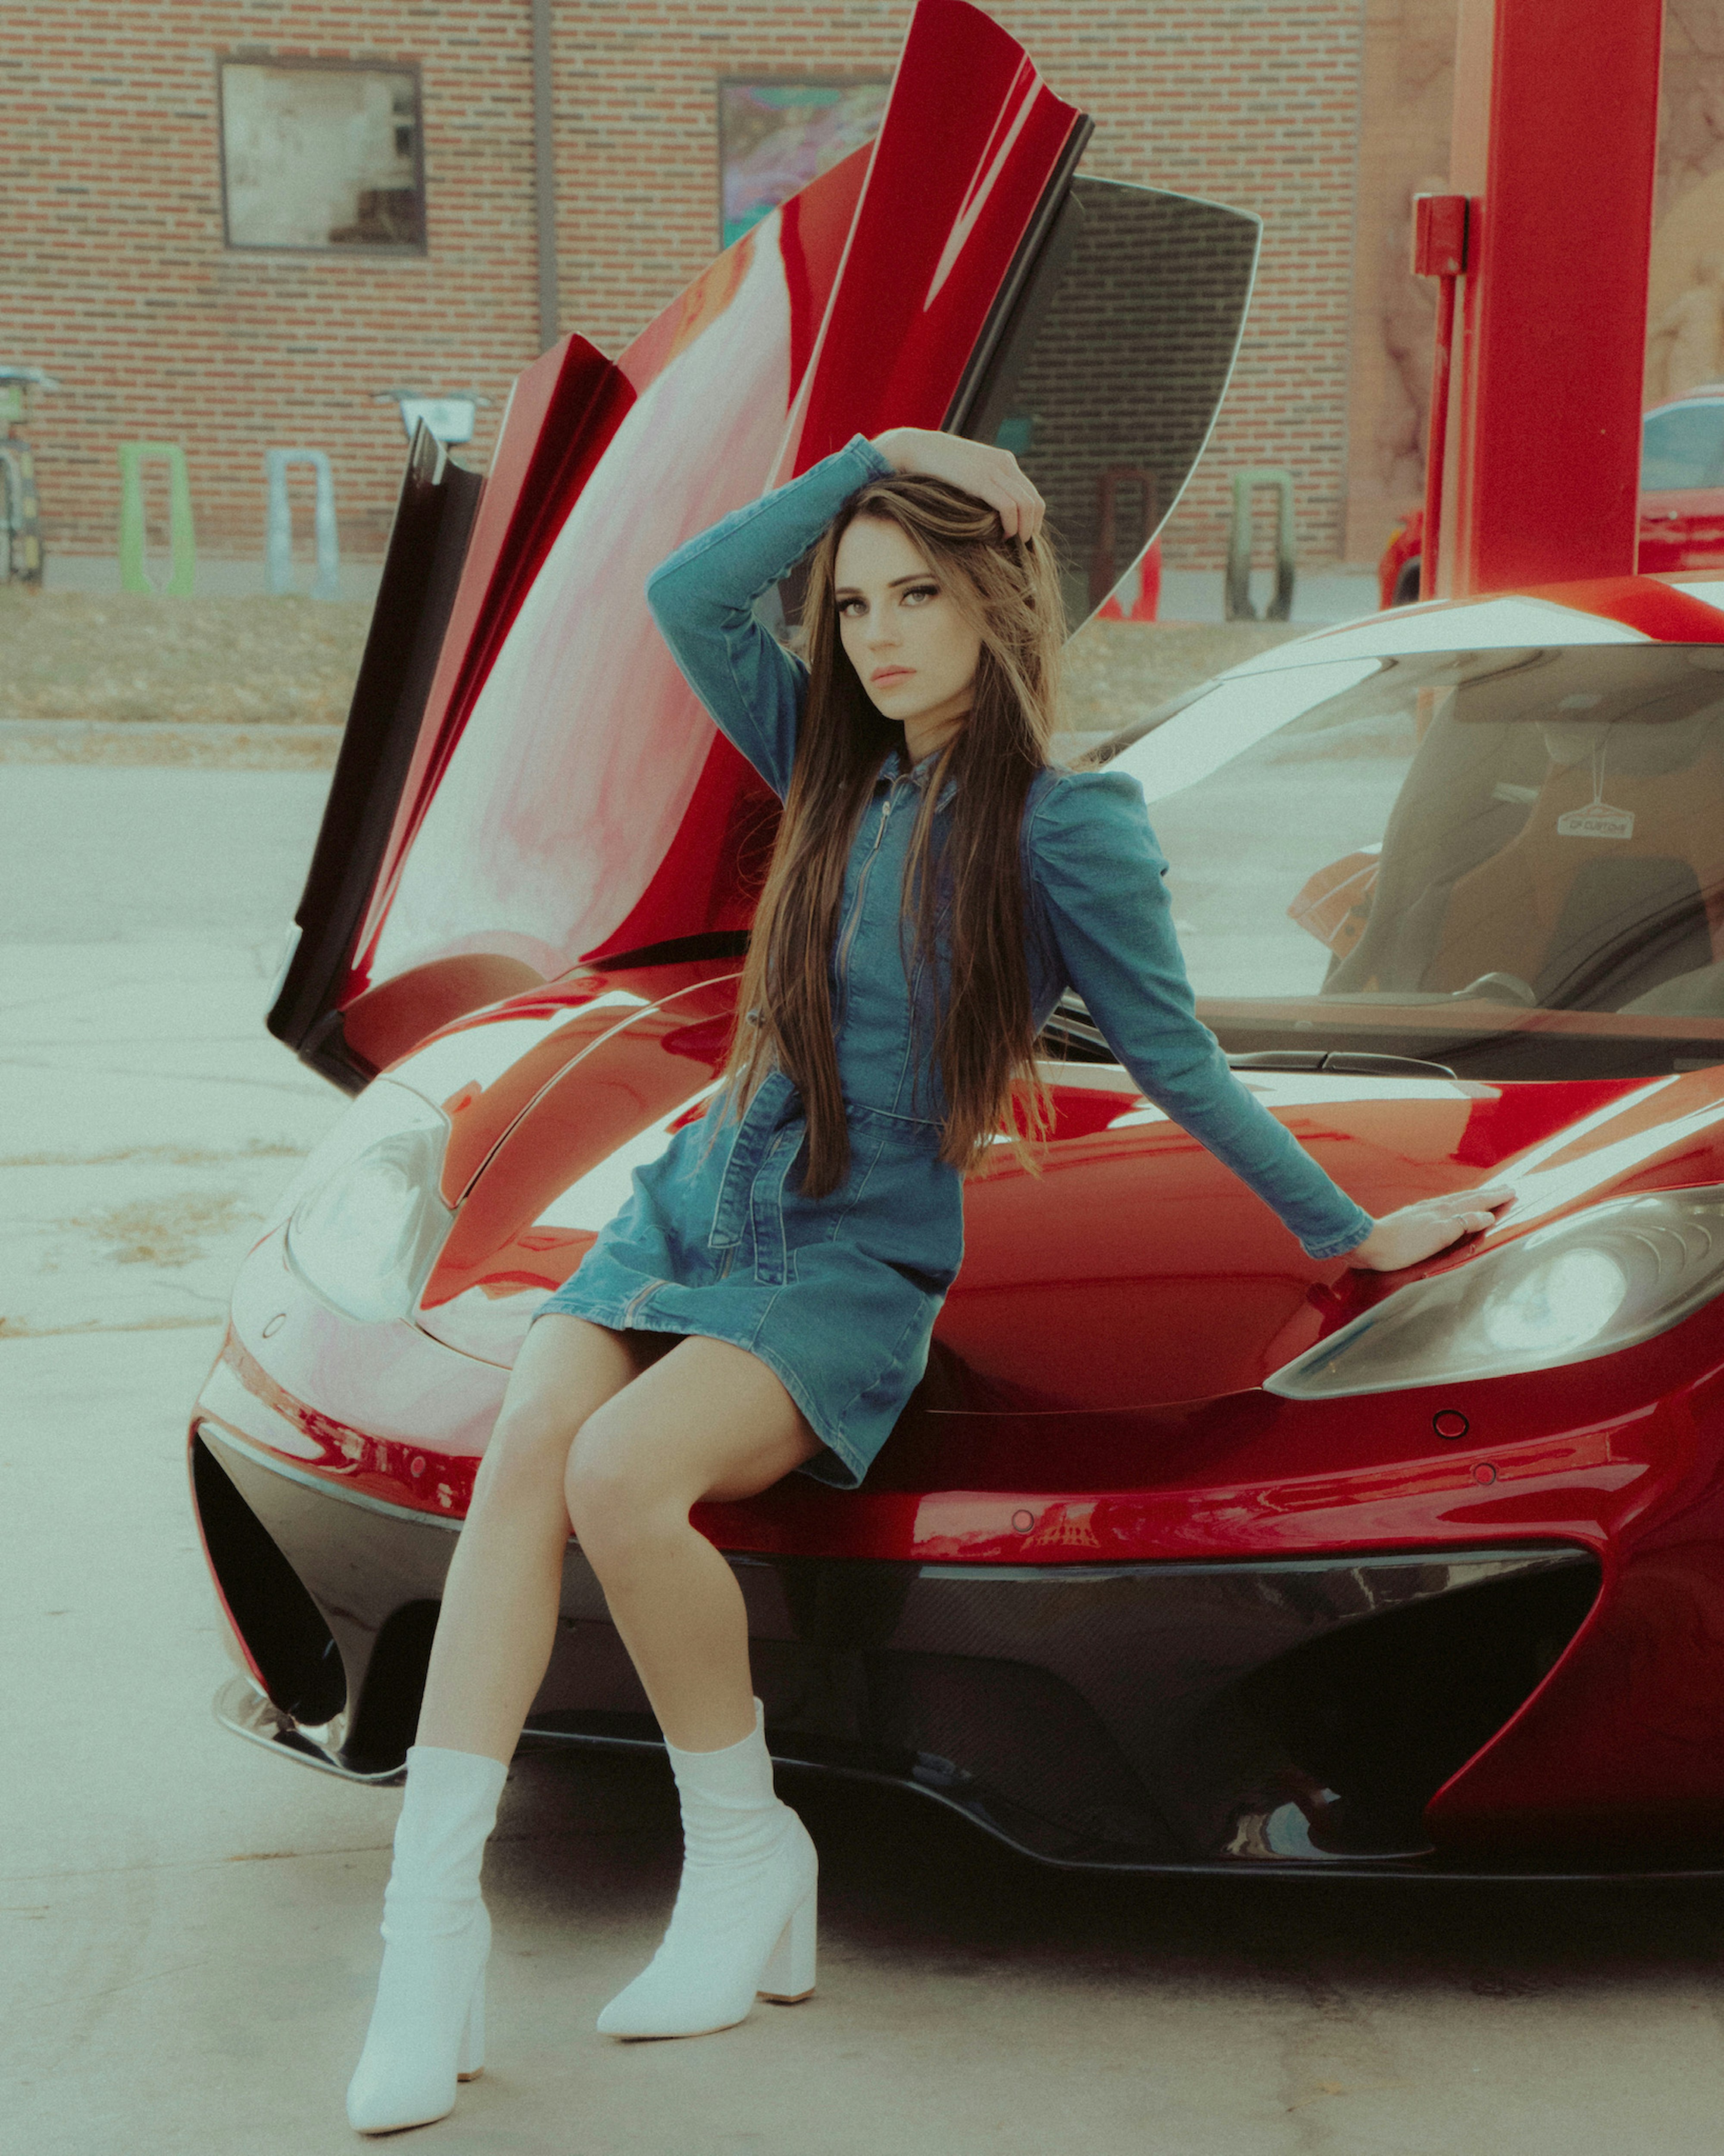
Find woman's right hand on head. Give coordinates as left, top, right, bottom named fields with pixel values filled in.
left=871, top=428, right=1046, bottom=541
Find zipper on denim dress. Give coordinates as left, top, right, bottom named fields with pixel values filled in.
left=835, top=781, right=898, bottom=991
left=619, top=1276, right=663, bottom=1327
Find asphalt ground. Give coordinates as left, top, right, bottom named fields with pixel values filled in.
left=8, top=759, right=1724, bottom=2154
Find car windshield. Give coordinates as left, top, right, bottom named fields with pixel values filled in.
left=1100, top=643, right=1724, bottom=1079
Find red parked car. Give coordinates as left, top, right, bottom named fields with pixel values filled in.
left=1380, top=386, right=1724, bottom=607
left=192, top=1, right=1724, bottom=1876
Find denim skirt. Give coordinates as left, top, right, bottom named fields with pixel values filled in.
left=532, top=1068, right=963, bottom=1488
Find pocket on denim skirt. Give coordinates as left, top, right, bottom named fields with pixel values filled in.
left=781, top=1123, right=890, bottom=1278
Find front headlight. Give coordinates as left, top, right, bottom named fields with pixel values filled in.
left=283, top=1082, right=454, bottom=1324
left=1265, top=1189, right=1724, bottom=1399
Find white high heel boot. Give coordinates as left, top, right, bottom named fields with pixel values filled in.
left=346, top=1744, right=509, bottom=2135
left=596, top=1698, right=818, bottom=2039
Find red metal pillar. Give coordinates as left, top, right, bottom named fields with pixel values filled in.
left=1430, top=0, right=1664, bottom=599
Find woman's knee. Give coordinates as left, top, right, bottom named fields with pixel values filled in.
left=475, top=1393, right=587, bottom=1511
left=563, top=1408, right=683, bottom=1566
left=482, top=1317, right=637, bottom=1478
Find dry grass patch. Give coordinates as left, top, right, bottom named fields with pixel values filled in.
left=3, top=1140, right=304, bottom=1169
left=66, top=1190, right=259, bottom=1267
left=0, top=591, right=1310, bottom=751
left=0, top=589, right=371, bottom=726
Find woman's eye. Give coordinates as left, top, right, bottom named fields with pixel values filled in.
left=902, top=583, right=939, bottom=606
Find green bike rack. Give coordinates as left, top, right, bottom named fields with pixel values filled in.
left=118, top=441, right=196, bottom=595
left=1225, top=467, right=1296, bottom=622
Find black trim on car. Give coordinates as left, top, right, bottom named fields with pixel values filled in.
left=193, top=1424, right=1646, bottom=1875
left=266, top=423, right=484, bottom=1093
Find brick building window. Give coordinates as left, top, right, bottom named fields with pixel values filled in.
left=718, top=81, right=889, bottom=247
left=219, top=59, right=426, bottom=253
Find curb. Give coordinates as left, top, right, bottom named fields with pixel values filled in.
left=0, top=719, right=343, bottom=768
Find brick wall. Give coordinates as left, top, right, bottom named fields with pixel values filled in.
left=989, top=0, right=1369, bottom=572
left=9, top=0, right=1371, bottom=570
left=6, top=1, right=541, bottom=561
left=1341, top=0, right=1456, bottom=567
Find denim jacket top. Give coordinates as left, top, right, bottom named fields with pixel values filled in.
left=645, top=435, right=1375, bottom=1262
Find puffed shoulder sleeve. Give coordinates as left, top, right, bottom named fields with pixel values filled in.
left=644, top=433, right=895, bottom=800
left=1028, top=769, right=1375, bottom=1261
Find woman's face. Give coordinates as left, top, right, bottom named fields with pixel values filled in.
left=834, top=515, right=982, bottom=755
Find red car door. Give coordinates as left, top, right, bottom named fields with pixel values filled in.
left=267, top=0, right=1261, bottom=1095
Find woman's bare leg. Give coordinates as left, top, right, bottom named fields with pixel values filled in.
left=564, top=1337, right=823, bottom=1752
left=413, top=1314, right=640, bottom=1762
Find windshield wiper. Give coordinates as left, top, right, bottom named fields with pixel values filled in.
left=1229, top=1049, right=1459, bottom=1080
left=1046, top=999, right=1458, bottom=1080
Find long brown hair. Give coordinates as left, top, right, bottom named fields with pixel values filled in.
left=724, top=472, right=1066, bottom=1196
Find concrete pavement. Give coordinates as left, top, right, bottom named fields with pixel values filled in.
left=9, top=759, right=1724, bottom=2154
left=0, top=762, right=347, bottom=1339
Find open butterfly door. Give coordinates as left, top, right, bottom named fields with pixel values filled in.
left=267, top=0, right=1259, bottom=1095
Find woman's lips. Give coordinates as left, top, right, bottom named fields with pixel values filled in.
left=871, top=667, right=912, bottom=684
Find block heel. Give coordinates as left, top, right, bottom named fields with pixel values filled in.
left=456, top=1965, right=486, bottom=2081
left=756, top=1887, right=817, bottom=2003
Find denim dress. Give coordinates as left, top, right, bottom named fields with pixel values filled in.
left=534, top=436, right=1375, bottom=1486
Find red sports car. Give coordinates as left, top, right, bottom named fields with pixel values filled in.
left=1380, top=386, right=1724, bottom=607
left=192, top=0, right=1724, bottom=1876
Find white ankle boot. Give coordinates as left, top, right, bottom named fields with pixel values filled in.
left=596, top=1698, right=818, bottom=2039
left=346, top=1744, right=509, bottom=2135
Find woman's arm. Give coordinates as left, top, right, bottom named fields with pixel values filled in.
left=646, top=433, right=893, bottom=799
left=1030, top=770, right=1511, bottom=1267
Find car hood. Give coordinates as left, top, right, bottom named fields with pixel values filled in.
left=384, top=976, right=1724, bottom=1411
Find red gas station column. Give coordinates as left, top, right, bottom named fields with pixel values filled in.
left=1430, top=0, right=1665, bottom=599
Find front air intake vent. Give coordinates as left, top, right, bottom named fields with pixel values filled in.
left=1235, top=1555, right=1601, bottom=1857
left=191, top=1435, right=347, bottom=1726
